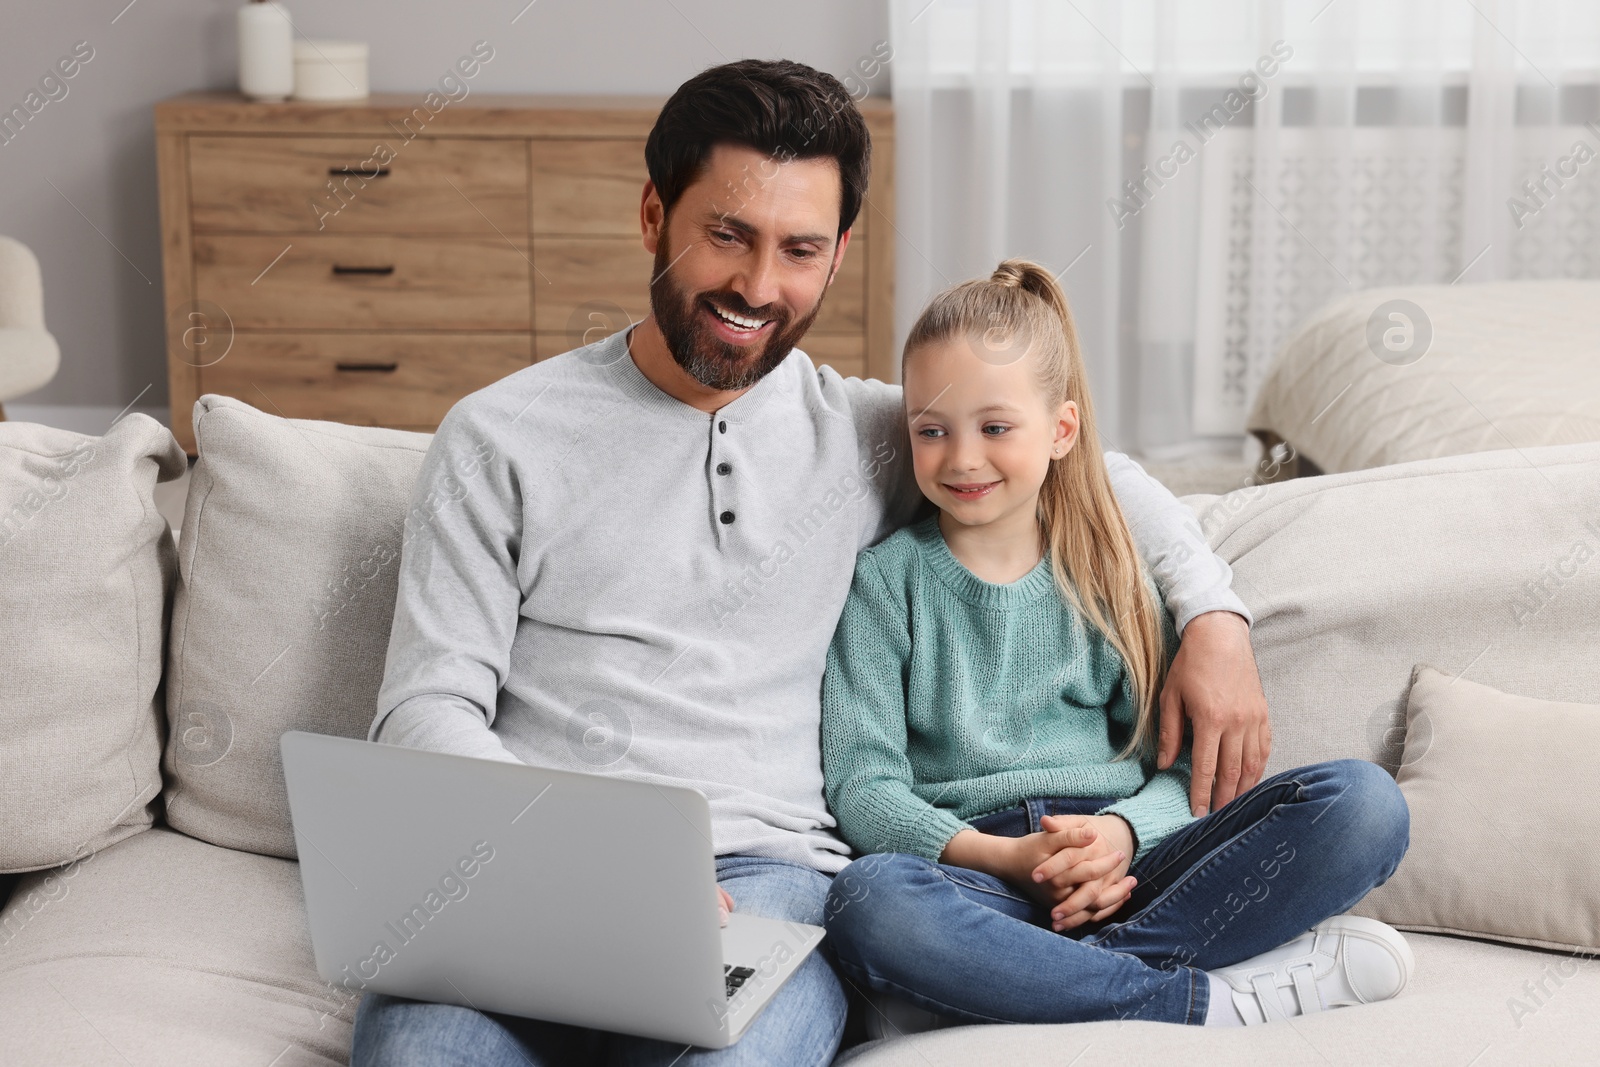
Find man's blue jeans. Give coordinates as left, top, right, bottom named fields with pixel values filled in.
left=823, top=758, right=1409, bottom=1026
left=350, top=855, right=848, bottom=1066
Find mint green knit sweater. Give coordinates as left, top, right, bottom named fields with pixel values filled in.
left=821, top=514, right=1192, bottom=865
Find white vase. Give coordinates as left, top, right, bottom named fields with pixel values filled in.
left=238, top=1, right=294, bottom=102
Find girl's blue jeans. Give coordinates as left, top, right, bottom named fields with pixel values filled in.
left=823, top=758, right=1409, bottom=1026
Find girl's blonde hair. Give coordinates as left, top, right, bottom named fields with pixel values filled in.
left=904, top=258, right=1168, bottom=762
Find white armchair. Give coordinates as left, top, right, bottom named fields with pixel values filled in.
left=0, top=236, right=61, bottom=421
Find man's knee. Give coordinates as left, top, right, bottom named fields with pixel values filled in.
left=731, top=947, right=849, bottom=1066
left=350, top=993, right=497, bottom=1067
left=720, top=859, right=835, bottom=927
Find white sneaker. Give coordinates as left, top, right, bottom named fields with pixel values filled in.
left=1211, top=915, right=1415, bottom=1025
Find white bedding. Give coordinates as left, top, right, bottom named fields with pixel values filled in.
left=1245, top=279, right=1600, bottom=474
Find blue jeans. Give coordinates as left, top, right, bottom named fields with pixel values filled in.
left=350, top=855, right=847, bottom=1066
left=823, top=758, right=1409, bottom=1026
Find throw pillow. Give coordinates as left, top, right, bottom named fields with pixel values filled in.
left=1351, top=663, right=1600, bottom=952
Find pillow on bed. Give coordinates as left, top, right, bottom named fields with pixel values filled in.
left=1351, top=663, right=1600, bottom=953
left=1246, top=279, right=1600, bottom=474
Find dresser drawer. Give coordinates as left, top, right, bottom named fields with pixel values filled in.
left=189, top=135, right=528, bottom=234
left=526, top=139, right=873, bottom=238
left=530, top=236, right=865, bottom=335
left=524, top=140, right=876, bottom=238
left=194, top=235, right=532, bottom=330
left=531, top=237, right=650, bottom=333
left=199, top=332, right=532, bottom=430
left=530, top=139, right=647, bottom=236
left=816, top=244, right=866, bottom=333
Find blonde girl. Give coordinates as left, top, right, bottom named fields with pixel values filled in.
left=819, top=260, right=1414, bottom=1028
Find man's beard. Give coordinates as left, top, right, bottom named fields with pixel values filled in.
left=649, top=237, right=827, bottom=392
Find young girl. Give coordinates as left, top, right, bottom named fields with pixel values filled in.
left=820, top=260, right=1414, bottom=1028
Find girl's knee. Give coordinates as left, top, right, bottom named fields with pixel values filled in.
left=823, top=853, right=935, bottom=955
left=1316, top=758, right=1410, bottom=864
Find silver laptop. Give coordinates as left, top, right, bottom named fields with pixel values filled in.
left=280, top=731, right=825, bottom=1049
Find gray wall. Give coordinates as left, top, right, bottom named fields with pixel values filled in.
left=0, top=0, right=890, bottom=425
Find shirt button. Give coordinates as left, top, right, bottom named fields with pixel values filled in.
left=718, top=420, right=728, bottom=434
left=716, top=462, right=732, bottom=475
left=719, top=510, right=735, bottom=525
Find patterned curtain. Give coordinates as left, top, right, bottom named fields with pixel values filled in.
left=889, top=0, right=1600, bottom=453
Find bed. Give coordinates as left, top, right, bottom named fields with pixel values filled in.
left=1246, top=279, right=1600, bottom=476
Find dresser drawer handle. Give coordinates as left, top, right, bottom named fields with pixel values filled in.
left=331, top=264, right=395, bottom=276
left=329, top=166, right=390, bottom=178
left=334, top=361, right=399, bottom=373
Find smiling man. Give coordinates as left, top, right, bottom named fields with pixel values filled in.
left=354, top=59, right=1270, bottom=1066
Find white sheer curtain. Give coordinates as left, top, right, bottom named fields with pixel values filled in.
left=889, top=0, right=1600, bottom=457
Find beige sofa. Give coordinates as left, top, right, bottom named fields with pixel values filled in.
left=3, top=394, right=1597, bottom=1066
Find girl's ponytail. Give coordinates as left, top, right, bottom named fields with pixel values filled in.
left=988, top=260, right=1073, bottom=337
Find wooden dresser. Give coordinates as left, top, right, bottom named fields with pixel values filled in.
left=154, top=92, right=895, bottom=454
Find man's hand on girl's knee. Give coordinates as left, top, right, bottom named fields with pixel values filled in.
left=1159, top=609, right=1272, bottom=816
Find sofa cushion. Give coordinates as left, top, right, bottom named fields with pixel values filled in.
left=0, top=827, right=354, bottom=1065
left=164, top=395, right=434, bottom=859
left=0, top=413, right=184, bottom=873
left=835, top=926, right=1600, bottom=1064
left=1181, top=438, right=1600, bottom=779
left=1351, top=664, right=1600, bottom=953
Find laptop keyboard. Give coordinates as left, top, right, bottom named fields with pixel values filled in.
left=724, top=964, right=756, bottom=999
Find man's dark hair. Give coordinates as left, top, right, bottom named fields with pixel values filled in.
left=644, top=59, right=872, bottom=239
